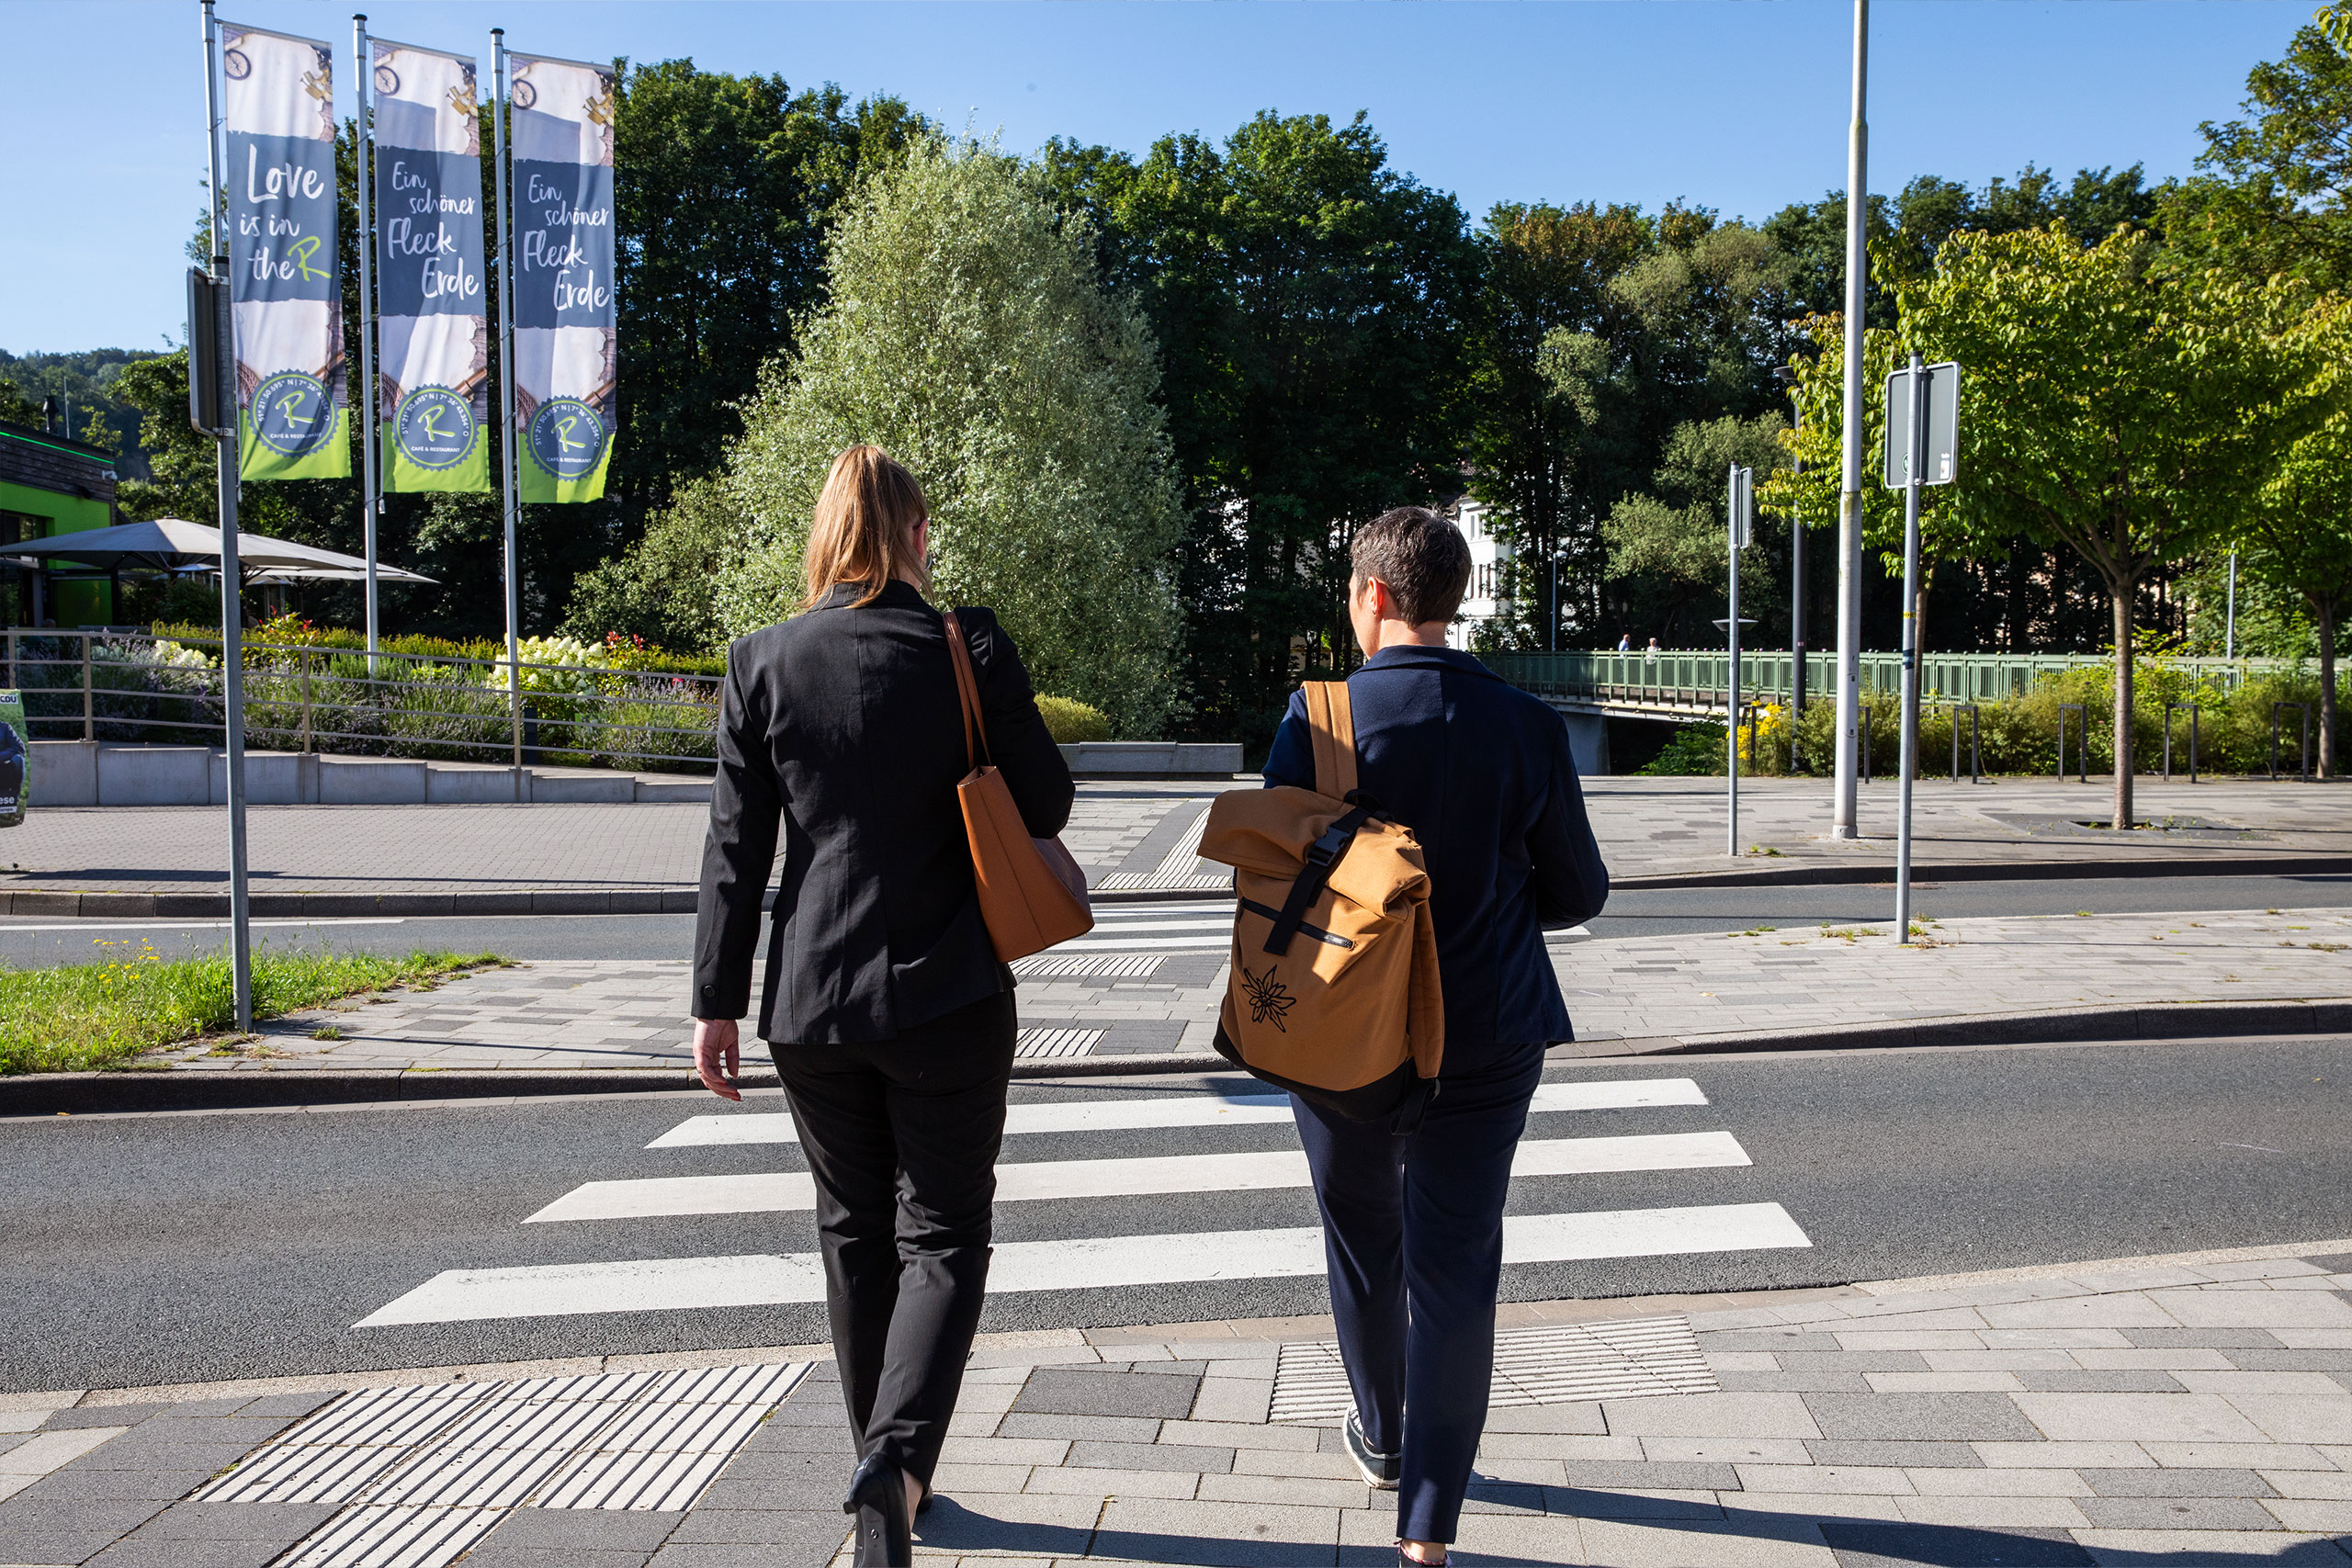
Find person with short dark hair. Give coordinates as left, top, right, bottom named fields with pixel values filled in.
left=1261, top=505, right=1610, bottom=1566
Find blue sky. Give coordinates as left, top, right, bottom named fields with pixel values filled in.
left=0, top=0, right=2316, bottom=354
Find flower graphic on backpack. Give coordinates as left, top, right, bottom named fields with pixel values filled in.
left=1240, top=964, right=1295, bottom=1032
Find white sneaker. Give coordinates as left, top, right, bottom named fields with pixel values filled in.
left=1345, top=1409, right=1400, bottom=1490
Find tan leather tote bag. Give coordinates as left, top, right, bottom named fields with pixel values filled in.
left=943, top=612, right=1094, bottom=961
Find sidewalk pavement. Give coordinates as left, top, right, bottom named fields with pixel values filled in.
left=0, top=777, right=2346, bottom=912
left=98, top=904, right=2352, bottom=1085
left=6, top=1242, right=2349, bottom=1565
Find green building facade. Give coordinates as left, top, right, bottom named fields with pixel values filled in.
left=0, top=422, right=119, bottom=626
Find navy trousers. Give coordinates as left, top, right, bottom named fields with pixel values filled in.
left=1291, top=1048, right=1544, bottom=1544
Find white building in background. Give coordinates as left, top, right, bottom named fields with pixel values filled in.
left=1446, top=497, right=1511, bottom=650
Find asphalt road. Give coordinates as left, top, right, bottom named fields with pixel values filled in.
left=2, top=871, right=2348, bottom=966
left=6, top=1034, right=2349, bottom=1394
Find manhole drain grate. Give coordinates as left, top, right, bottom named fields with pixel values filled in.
left=1270, top=1314, right=1713, bottom=1423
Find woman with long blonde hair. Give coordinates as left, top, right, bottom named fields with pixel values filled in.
left=691, top=445, right=1074, bottom=1565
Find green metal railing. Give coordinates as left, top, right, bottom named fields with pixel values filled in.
left=1490, top=649, right=2293, bottom=713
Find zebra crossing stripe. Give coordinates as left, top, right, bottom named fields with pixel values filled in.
left=528, top=1131, right=1750, bottom=1224
left=645, top=1077, right=1711, bottom=1149
left=356, top=1202, right=1810, bottom=1327
left=547, top=1134, right=1747, bottom=1223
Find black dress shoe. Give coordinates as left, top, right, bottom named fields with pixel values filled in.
left=842, top=1452, right=912, bottom=1566
left=1345, top=1409, right=1401, bottom=1490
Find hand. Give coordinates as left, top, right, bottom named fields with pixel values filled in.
left=693, top=1017, right=742, bottom=1102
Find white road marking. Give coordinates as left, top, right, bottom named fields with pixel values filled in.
left=647, top=1077, right=1710, bottom=1149
left=529, top=1131, right=1750, bottom=1223
left=0, top=918, right=408, bottom=933
left=359, top=1201, right=1810, bottom=1326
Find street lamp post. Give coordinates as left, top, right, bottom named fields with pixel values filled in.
left=1834, top=0, right=1870, bottom=840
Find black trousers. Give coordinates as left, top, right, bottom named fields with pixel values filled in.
left=769, top=989, right=1017, bottom=1485
left=1291, top=1048, right=1544, bottom=1544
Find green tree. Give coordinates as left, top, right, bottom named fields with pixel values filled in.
left=716, top=138, right=1185, bottom=738
left=1901, top=225, right=2339, bottom=827
left=1039, top=112, right=1479, bottom=745
left=1600, top=413, right=1788, bottom=645
left=559, top=477, right=737, bottom=651
left=2177, top=22, right=2352, bottom=289
left=2233, top=410, right=2352, bottom=774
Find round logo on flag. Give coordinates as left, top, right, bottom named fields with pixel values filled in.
left=392, top=387, right=478, bottom=472
left=526, top=398, right=608, bottom=483
left=375, top=63, right=400, bottom=96
left=511, top=79, right=537, bottom=110
left=249, top=372, right=335, bottom=457
left=224, top=48, right=252, bottom=80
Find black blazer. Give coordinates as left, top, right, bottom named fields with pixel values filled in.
left=1262, top=644, right=1610, bottom=1073
left=693, top=579, right=1076, bottom=1043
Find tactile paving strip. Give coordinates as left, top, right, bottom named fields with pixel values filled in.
left=200, top=1363, right=805, bottom=1568
left=1269, top=1314, right=1714, bottom=1423
left=1011, top=953, right=1165, bottom=978
left=1015, top=1027, right=1104, bottom=1059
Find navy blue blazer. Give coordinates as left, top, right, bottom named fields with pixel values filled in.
left=1262, top=645, right=1609, bottom=1072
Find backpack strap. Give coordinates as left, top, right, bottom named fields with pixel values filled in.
left=1303, top=681, right=1358, bottom=802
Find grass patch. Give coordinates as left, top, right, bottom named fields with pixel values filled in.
left=0, top=942, right=509, bottom=1075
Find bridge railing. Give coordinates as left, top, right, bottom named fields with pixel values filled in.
left=1488, top=650, right=2290, bottom=711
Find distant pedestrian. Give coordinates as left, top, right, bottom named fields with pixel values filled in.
left=1645, top=636, right=1660, bottom=656
left=1260, top=507, right=1610, bottom=1566
left=692, top=445, right=1075, bottom=1566
left=1616, top=632, right=1631, bottom=651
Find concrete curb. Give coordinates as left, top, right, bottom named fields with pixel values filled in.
left=6, top=853, right=2346, bottom=918
left=1613, top=852, right=2352, bottom=891
left=10, top=997, right=2350, bottom=1116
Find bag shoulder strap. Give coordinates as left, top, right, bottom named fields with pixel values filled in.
left=941, top=610, right=990, bottom=771
left=1302, top=680, right=1358, bottom=801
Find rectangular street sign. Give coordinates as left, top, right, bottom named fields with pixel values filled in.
left=1883, top=361, right=1961, bottom=489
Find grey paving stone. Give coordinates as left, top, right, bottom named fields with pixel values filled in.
left=1459, top=1479, right=1548, bottom=1515
left=1808, top=1440, right=1986, bottom=1468
left=1802, top=1393, right=2041, bottom=1442
left=2301, top=1252, right=2352, bottom=1274
left=451, top=1547, right=655, bottom=1568
left=63, top=1440, right=265, bottom=1472
left=7, top=1466, right=213, bottom=1503
left=731, top=1421, right=854, bottom=1456
left=0, top=1497, right=171, bottom=1536
left=145, top=1399, right=253, bottom=1419
left=0, top=1531, right=108, bottom=1566
left=1696, top=1331, right=1850, bottom=1353
left=85, top=1540, right=289, bottom=1568
left=660, top=1506, right=853, bottom=1550
left=2075, top=1495, right=2285, bottom=1530
left=1563, top=1461, right=1742, bottom=1491
left=1814, top=1519, right=2093, bottom=1565
left=479, top=1507, right=685, bottom=1550
left=1777, top=1352, right=1937, bottom=1372
left=705, top=1448, right=846, bottom=1487
left=1545, top=1485, right=1724, bottom=1519
left=996, top=1412, right=1163, bottom=1443
left=649, top=1537, right=845, bottom=1568
left=2011, top=1371, right=2186, bottom=1393
left=120, top=1501, right=334, bottom=1540
left=1012, top=1367, right=1201, bottom=1419
left=1718, top=1371, right=1876, bottom=1393
left=1065, top=1439, right=1234, bottom=1474
left=758, top=1398, right=846, bottom=1428
left=227, top=1393, right=338, bottom=1422
left=0, top=1433, right=28, bottom=1457
left=692, top=1475, right=833, bottom=1513
left=2081, top=1468, right=2278, bottom=1498
left=2120, top=1328, right=2281, bottom=1348
left=2224, top=1348, right=2352, bottom=1371
left=40, top=1404, right=172, bottom=1429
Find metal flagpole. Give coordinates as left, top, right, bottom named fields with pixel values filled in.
left=201, top=0, right=253, bottom=1031
left=1894, top=354, right=1925, bottom=945
left=2225, top=552, right=2239, bottom=662
left=1789, top=398, right=1805, bottom=751
left=1833, top=0, right=1869, bottom=840
left=491, top=28, right=524, bottom=798
left=354, top=13, right=380, bottom=659
left=1727, top=464, right=1744, bottom=859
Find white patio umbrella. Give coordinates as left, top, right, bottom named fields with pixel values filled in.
left=0, top=518, right=436, bottom=583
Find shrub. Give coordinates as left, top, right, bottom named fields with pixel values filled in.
left=1035, top=695, right=1112, bottom=745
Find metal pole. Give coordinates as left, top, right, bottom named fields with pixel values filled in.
left=1833, top=0, right=1869, bottom=840
left=1895, top=354, right=1923, bottom=945
left=1790, top=399, right=1805, bottom=761
left=355, top=13, right=380, bottom=660
left=202, top=0, right=253, bottom=1032
left=492, top=29, right=525, bottom=795
left=1727, top=464, right=1743, bottom=859
left=2224, top=552, right=2238, bottom=662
